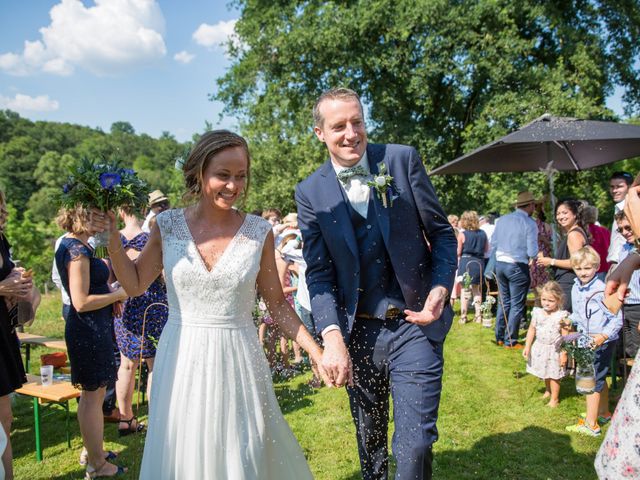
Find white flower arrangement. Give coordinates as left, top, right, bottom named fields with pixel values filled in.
left=367, top=162, right=395, bottom=208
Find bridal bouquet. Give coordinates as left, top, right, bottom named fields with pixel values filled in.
left=60, top=158, right=149, bottom=257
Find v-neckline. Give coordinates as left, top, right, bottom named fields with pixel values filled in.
left=180, top=208, right=248, bottom=274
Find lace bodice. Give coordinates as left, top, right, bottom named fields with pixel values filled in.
left=156, top=209, right=271, bottom=328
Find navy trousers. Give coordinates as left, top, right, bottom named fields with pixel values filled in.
left=494, top=261, right=530, bottom=346
left=347, top=318, right=443, bottom=480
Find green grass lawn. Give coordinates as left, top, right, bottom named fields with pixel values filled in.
left=11, top=294, right=611, bottom=479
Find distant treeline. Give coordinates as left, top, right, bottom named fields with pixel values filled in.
left=0, top=110, right=190, bottom=287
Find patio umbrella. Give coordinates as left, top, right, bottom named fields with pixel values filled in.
left=430, top=114, right=640, bottom=237
left=430, top=113, right=640, bottom=176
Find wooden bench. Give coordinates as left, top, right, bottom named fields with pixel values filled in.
left=15, top=374, right=81, bottom=461
left=17, top=332, right=67, bottom=371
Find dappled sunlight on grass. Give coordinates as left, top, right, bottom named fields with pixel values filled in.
left=11, top=295, right=608, bottom=479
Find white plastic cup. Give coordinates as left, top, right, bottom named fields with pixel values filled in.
left=40, top=365, right=54, bottom=387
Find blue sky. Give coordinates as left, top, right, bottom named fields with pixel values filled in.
left=0, top=0, right=239, bottom=142
left=0, top=1, right=629, bottom=143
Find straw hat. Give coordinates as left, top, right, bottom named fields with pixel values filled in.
left=148, top=190, right=168, bottom=207
left=515, top=191, right=535, bottom=207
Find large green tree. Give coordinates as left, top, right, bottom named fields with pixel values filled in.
left=216, top=0, right=640, bottom=215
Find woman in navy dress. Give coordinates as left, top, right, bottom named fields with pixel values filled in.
left=457, top=210, right=488, bottom=323
left=54, top=206, right=128, bottom=478
left=0, top=189, right=31, bottom=479
left=114, top=207, right=167, bottom=436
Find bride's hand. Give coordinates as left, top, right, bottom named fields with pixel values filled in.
left=313, top=352, right=334, bottom=388
left=88, top=208, right=117, bottom=234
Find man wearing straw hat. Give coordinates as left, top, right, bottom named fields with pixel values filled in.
left=490, top=191, right=538, bottom=348
left=142, top=190, right=170, bottom=233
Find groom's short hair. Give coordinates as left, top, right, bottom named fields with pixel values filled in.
left=313, top=88, right=363, bottom=127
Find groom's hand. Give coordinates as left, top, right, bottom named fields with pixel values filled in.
left=404, top=286, right=448, bottom=326
left=321, top=330, right=353, bottom=388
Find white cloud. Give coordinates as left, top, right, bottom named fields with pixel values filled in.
left=192, top=19, right=238, bottom=50
left=173, top=50, right=195, bottom=64
left=0, top=93, right=60, bottom=112
left=0, top=0, right=167, bottom=77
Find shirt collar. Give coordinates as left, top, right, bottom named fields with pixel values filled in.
left=332, top=151, right=369, bottom=176
left=574, top=274, right=599, bottom=291
left=615, top=199, right=626, bottom=213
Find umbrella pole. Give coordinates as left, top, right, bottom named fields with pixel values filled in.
left=542, top=156, right=559, bottom=254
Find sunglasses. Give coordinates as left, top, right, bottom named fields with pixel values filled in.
left=617, top=225, right=634, bottom=234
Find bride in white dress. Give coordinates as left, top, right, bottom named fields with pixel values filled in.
left=103, top=130, right=328, bottom=479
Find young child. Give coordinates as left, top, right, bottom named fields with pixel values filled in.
left=523, top=281, right=570, bottom=407
left=614, top=210, right=640, bottom=358
left=565, top=246, right=622, bottom=437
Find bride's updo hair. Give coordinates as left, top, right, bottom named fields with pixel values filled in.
left=182, top=130, right=251, bottom=202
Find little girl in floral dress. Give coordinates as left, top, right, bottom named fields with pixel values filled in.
left=523, top=281, right=571, bottom=407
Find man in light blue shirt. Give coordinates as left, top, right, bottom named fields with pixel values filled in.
left=490, top=191, right=538, bottom=347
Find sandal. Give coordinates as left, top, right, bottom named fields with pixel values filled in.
left=85, top=461, right=127, bottom=479
left=79, top=449, right=118, bottom=466
left=118, top=416, right=145, bottom=437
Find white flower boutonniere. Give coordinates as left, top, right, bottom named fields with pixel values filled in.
left=367, top=162, right=394, bottom=208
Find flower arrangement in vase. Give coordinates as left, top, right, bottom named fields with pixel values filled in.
left=480, top=295, right=496, bottom=328
left=562, top=332, right=596, bottom=395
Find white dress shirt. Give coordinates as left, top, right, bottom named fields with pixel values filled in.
left=607, top=199, right=626, bottom=264
left=332, top=153, right=371, bottom=218
left=480, top=223, right=495, bottom=258
left=52, top=235, right=71, bottom=306
left=141, top=210, right=156, bottom=233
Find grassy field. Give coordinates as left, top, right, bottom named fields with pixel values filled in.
left=10, top=294, right=611, bottom=479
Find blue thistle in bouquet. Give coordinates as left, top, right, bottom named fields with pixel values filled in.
left=60, top=158, right=149, bottom=257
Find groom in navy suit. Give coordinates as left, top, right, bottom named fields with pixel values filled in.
left=295, top=88, right=457, bottom=479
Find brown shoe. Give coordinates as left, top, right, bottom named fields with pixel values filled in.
left=504, top=343, right=523, bottom=350
left=495, top=340, right=504, bottom=346
left=103, top=409, right=121, bottom=423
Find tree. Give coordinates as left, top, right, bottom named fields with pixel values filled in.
left=0, top=136, right=41, bottom=209
left=110, top=121, right=136, bottom=135
left=216, top=0, right=640, bottom=214
left=4, top=205, right=58, bottom=288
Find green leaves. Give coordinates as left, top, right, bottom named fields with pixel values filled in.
left=216, top=0, right=640, bottom=215
left=60, top=158, right=149, bottom=212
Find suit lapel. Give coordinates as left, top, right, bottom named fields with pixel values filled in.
left=318, top=161, right=358, bottom=259
left=367, top=145, right=391, bottom=245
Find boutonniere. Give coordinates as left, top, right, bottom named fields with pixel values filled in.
left=367, top=162, right=394, bottom=208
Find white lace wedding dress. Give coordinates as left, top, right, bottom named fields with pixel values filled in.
left=139, top=209, right=313, bottom=479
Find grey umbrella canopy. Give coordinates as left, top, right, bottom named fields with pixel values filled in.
left=430, top=114, right=640, bottom=175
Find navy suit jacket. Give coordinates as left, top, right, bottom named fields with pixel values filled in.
left=295, top=143, right=457, bottom=343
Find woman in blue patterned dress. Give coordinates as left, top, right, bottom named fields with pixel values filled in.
left=114, top=207, right=168, bottom=436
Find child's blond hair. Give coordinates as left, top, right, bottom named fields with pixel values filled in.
left=537, top=280, right=565, bottom=309
left=570, top=245, right=600, bottom=269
